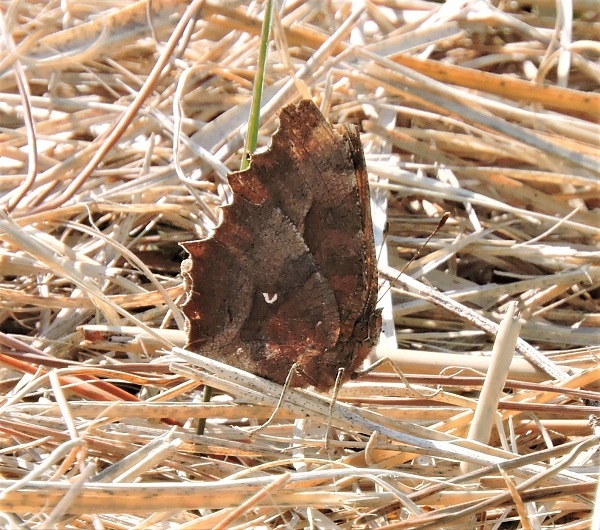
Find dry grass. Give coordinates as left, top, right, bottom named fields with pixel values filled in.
left=1, top=0, right=599, bottom=528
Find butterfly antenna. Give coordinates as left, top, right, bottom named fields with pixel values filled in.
left=376, top=220, right=389, bottom=265
left=378, top=212, right=450, bottom=303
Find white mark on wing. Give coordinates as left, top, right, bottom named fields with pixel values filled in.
left=263, top=292, right=278, bottom=304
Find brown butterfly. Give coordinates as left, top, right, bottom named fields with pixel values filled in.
left=181, top=100, right=381, bottom=390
